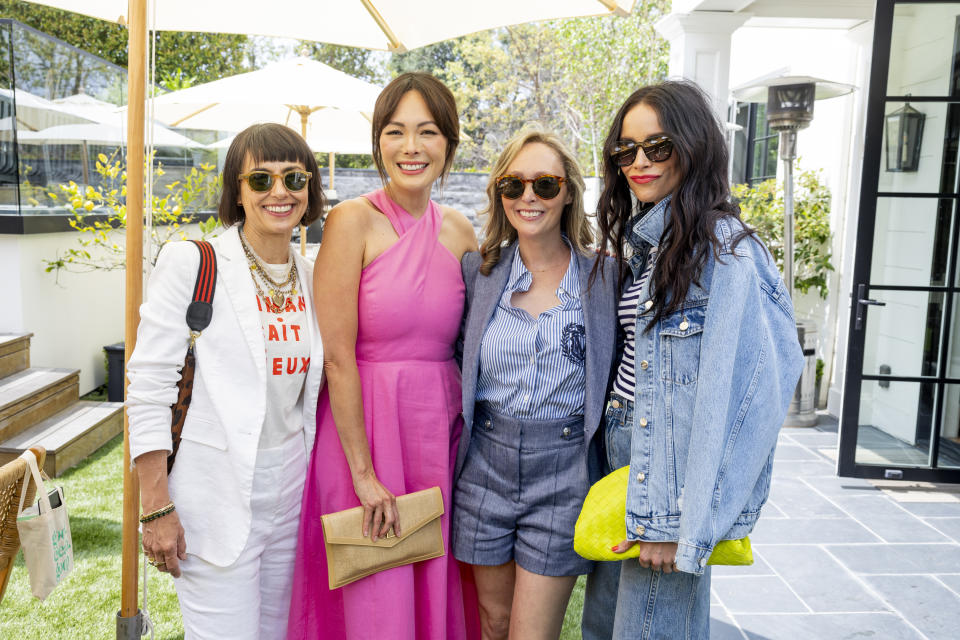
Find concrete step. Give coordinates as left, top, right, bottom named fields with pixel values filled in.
left=0, top=333, right=32, bottom=378
left=0, top=367, right=79, bottom=443
left=0, top=401, right=123, bottom=476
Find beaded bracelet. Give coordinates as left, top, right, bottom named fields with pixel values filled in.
left=139, top=502, right=176, bottom=523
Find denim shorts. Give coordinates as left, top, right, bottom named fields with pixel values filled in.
left=452, top=402, right=594, bottom=577
left=603, top=392, right=635, bottom=472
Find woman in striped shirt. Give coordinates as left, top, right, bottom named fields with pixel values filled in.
left=452, top=129, right=618, bottom=640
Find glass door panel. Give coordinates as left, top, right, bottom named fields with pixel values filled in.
left=941, top=384, right=960, bottom=468
left=861, top=290, right=943, bottom=379
left=855, top=381, right=937, bottom=466
left=871, top=198, right=954, bottom=287
left=888, top=3, right=960, bottom=97
left=840, top=0, right=960, bottom=483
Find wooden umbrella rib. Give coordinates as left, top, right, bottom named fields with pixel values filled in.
left=360, top=0, right=407, bottom=52
left=597, top=0, right=630, bottom=16
left=170, top=103, right=218, bottom=127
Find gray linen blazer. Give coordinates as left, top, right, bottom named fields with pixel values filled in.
left=454, top=243, right=619, bottom=486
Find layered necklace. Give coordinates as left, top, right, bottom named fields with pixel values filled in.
left=239, top=227, right=299, bottom=313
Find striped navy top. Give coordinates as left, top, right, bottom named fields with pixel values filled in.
left=613, top=246, right=658, bottom=399
left=476, top=244, right=586, bottom=419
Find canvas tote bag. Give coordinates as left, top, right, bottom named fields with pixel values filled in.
left=16, top=449, right=74, bottom=600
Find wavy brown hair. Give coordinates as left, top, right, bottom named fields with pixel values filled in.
left=593, top=80, right=755, bottom=328
left=479, top=128, right=593, bottom=275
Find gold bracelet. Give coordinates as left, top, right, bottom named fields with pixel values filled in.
left=139, top=502, right=176, bottom=523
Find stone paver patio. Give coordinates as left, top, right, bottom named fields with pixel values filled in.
left=709, top=414, right=960, bottom=640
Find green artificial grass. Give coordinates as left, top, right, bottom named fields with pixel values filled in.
left=0, top=436, right=588, bottom=639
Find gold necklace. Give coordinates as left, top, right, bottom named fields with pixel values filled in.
left=240, top=228, right=298, bottom=312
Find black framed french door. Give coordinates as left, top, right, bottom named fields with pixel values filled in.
left=839, top=0, right=960, bottom=483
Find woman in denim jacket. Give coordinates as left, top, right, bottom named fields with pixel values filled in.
left=581, top=81, right=804, bottom=639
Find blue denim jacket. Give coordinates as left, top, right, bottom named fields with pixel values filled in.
left=622, top=197, right=804, bottom=575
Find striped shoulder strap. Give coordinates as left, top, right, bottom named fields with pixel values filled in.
left=185, top=240, right=217, bottom=333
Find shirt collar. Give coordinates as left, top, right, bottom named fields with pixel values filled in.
left=506, top=239, right=580, bottom=302
left=626, top=194, right=672, bottom=250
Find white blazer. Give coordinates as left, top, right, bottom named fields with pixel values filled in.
left=127, top=225, right=324, bottom=567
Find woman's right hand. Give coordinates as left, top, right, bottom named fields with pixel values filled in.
left=352, top=472, right=400, bottom=542
left=141, top=509, right=187, bottom=577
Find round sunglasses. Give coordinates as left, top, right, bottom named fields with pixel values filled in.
left=610, top=135, right=674, bottom=167
left=239, top=170, right=312, bottom=193
left=496, top=174, right=566, bottom=200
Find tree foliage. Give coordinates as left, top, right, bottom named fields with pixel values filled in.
left=0, top=1, right=248, bottom=86
left=733, top=169, right=835, bottom=299
left=381, top=2, right=670, bottom=173
left=300, top=41, right=385, bottom=84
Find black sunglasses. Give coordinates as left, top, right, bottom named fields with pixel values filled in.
left=611, top=136, right=674, bottom=166
left=496, top=174, right=566, bottom=200
left=239, top=170, right=312, bottom=193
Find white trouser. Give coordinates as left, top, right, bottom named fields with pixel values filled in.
left=174, top=434, right=307, bottom=640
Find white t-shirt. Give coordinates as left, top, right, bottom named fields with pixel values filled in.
left=253, top=256, right=311, bottom=450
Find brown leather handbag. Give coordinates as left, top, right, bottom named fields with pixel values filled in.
left=321, top=486, right=445, bottom=589
left=168, top=240, right=217, bottom=473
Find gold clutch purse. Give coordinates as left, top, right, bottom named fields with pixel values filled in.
left=321, top=486, right=445, bottom=589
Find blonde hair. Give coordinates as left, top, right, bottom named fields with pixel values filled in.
left=479, top=128, right=593, bottom=275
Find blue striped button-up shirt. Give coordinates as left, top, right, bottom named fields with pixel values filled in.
left=476, top=244, right=586, bottom=419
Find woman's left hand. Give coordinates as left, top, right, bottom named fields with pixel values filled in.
left=612, top=539, right=679, bottom=573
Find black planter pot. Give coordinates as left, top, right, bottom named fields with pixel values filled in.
left=103, top=342, right=125, bottom=402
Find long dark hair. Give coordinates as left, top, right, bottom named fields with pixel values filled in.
left=594, top=80, right=754, bottom=328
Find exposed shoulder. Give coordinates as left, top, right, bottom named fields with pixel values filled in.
left=441, top=204, right=478, bottom=237
left=324, top=197, right=377, bottom=234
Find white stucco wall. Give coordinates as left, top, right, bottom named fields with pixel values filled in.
left=1, top=222, right=213, bottom=395
left=1, top=230, right=125, bottom=394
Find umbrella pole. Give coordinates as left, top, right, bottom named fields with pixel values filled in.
left=81, top=141, right=90, bottom=188
left=118, top=0, right=146, bottom=637
left=329, top=152, right=335, bottom=191
left=299, top=110, right=309, bottom=256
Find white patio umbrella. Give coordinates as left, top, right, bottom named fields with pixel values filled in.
left=0, top=87, right=98, bottom=131
left=19, top=122, right=199, bottom=147
left=19, top=4, right=640, bottom=637
left=17, top=122, right=197, bottom=186
left=207, top=108, right=374, bottom=155
left=52, top=93, right=127, bottom=125
left=25, top=1, right=636, bottom=51
left=145, top=56, right=380, bottom=187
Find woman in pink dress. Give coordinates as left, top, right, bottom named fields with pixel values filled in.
left=287, top=72, right=479, bottom=639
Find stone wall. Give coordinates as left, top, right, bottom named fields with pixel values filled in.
left=323, top=168, right=489, bottom=232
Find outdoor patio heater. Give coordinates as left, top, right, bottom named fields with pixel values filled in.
left=733, top=75, right=854, bottom=426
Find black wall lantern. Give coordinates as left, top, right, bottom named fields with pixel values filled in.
left=885, top=103, right=925, bottom=172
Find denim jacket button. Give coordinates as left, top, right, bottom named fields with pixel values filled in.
left=640, top=360, right=649, bottom=369
left=562, top=427, right=571, bottom=437
left=484, top=419, right=492, bottom=430
left=679, top=318, right=689, bottom=331
left=635, top=525, right=645, bottom=536
left=636, top=472, right=645, bottom=483
left=639, top=417, right=648, bottom=427
left=644, top=300, right=653, bottom=311
left=699, top=558, right=707, bottom=567
left=611, top=399, right=622, bottom=409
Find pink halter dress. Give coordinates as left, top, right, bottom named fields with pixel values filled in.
left=287, top=189, right=478, bottom=640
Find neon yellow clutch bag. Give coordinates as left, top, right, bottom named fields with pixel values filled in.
left=574, top=466, right=753, bottom=565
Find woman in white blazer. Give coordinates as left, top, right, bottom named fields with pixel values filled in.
left=127, top=124, right=325, bottom=639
